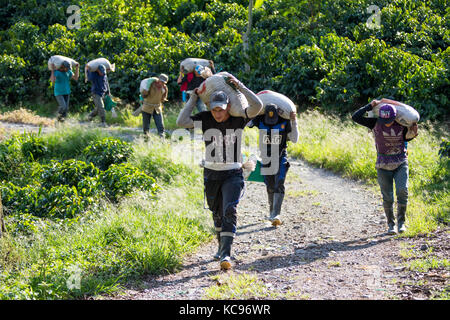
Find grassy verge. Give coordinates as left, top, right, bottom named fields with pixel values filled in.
left=203, top=273, right=305, bottom=300
left=287, top=110, right=449, bottom=236
left=0, top=128, right=211, bottom=299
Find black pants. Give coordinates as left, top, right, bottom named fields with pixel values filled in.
left=204, top=168, right=244, bottom=237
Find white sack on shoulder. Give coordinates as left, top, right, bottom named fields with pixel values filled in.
left=48, top=55, right=79, bottom=70
left=180, top=58, right=210, bottom=73
left=196, top=72, right=248, bottom=117
left=371, top=102, right=420, bottom=127
left=256, top=90, right=296, bottom=120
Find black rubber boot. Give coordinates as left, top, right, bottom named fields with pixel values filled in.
left=271, top=193, right=284, bottom=226
left=397, top=204, right=407, bottom=233
left=384, top=204, right=396, bottom=234
left=219, top=235, right=234, bottom=270
left=213, top=232, right=221, bottom=260
left=268, top=191, right=274, bottom=218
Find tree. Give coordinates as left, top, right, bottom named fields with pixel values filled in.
left=242, top=0, right=254, bottom=72
left=243, top=0, right=266, bottom=72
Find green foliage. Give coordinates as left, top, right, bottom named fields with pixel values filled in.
left=40, top=159, right=99, bottom=189
left=99, top=163, right=159, bottom=202
left=82, top=137, right=132, bottom=170
left=21, top=133, right=48, bottom=161
left=1, top=182, right=87, bottom=221
left=439, top=138, right=450, bottom=159
left=0, top=0, right=448, bottom=120
left=0, top=133, right=33, bottom=184
left=0, top=54, right=27, bottom=104
left=181, top=11, right=216, bottom=36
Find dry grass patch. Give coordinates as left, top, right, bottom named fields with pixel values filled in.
left=0, top=108, right=55, bottom=127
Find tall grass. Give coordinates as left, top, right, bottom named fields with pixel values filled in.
left=0, top=128, right=212, bottom=299
left=288, top=110, right=449, bottom=236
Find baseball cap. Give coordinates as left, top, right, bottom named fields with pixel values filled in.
left=158, top=73, right=168, bottom=83
left=98, top=64, right=106, bottom=74
left=264, top=103, right=279, bottom=125
left=378, top=104, right=397, bottom=124
left=210, top=91, right=229, bottom=110
left=61, top=61, right=71, bottom=70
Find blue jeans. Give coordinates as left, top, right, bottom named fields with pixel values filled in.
left=55, top=94, right=70, bottom=117
left=377, top=162, right=409, bottom=209
left=263, top=155, right=290, bottom=195
left=142, top=110, right=165, bottom=137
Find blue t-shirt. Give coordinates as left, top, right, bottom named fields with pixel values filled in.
left=87, top=71, right=108, bottom=97
left=54, top=70, right=73, bottom=96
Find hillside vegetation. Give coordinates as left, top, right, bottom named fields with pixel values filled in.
left=0, top=0, right=448, bottom=120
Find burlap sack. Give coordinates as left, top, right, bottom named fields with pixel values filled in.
left=180, top=58, right=210, bottom=73
left=256, top=90, right=296, bottom=120
left=48, top=55, right=79, bottom=70
left=196, top=72, right=248, bottom=117
left=371, top=102, right=420, bottom=127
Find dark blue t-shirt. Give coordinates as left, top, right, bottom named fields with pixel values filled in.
left=249, top=115, right=292, bottom=159
left=87, top=71, right=108, bottom=97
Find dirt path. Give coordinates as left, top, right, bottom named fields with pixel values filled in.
left=113, top=159, right=415, bottom=300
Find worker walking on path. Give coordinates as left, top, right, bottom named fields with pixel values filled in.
left=141, top=73, right=169, bottom=138
left=176, top=75, right=262, bottom=270
left=352, top=98, right=418, bottom=234
left=50, top=61, right=79, bottom=122
left=248, top=104, right=299, bottom=226
left=86, top=64, right=110, bottom=127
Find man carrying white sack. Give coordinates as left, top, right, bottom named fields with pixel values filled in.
left=50, top=60, right=79, bottom=122
left=352, top=98, right=418, bottom=234
left=86, top=64, right=110, bottom=127
left=176, top=75, right=262, bottom=270
left=141, top=73, right=169, bottom=138
left=248, top=104, right=298, bottom=227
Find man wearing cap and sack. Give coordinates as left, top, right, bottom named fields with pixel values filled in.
left=50, top=60, right=79, bottom=122
left=86, top=64, right=110, bottom=127
left=141, top=73, right=169, bottom=138
left=248, top=104, right=299, bottom=227
left=352, top=99, right=418, bottom=234
left=176, top=76, right=263, bottom=270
